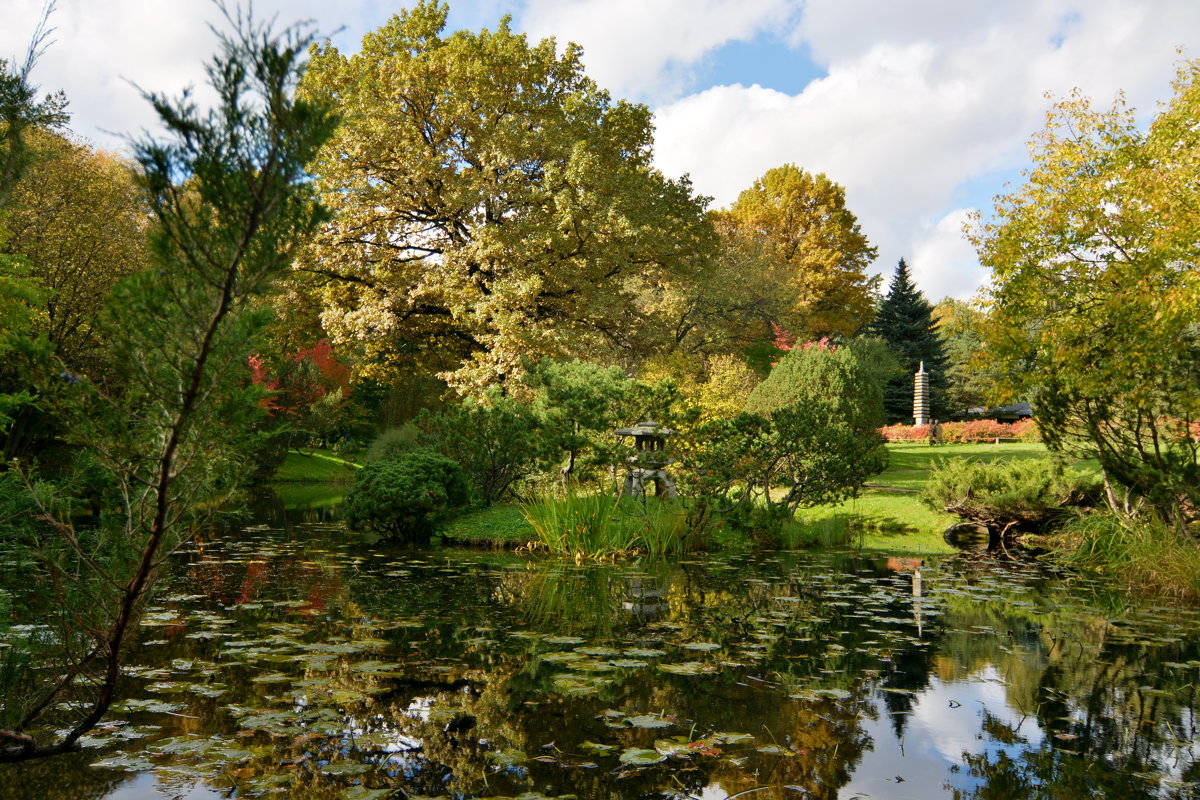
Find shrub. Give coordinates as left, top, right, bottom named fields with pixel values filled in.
left=417, top=390, right=546, bottom=505
left=365, top=424, right=421, bottom=463
left=942, top=419, right=1012, bottom=443
left=880, top=423, right=929, bottom=442
left=343, top=448, right=469, bottom=543
left=879, top=419, right=1040, bottom=443
left=925, top=457, right=1097, bottom=535
left=745, top=337, right=893, bottom=432
left=1010, top=418, right=1040, bottom=441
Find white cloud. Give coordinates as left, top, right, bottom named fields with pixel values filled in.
left=650, top=0, right=1200, bottom=298
left=912, top=209, right=984, bottom=301
left=0, top=0, right=377, bottom=152
left=520, top=0, right=795, bottom=101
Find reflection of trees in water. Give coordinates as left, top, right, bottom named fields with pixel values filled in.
left=0, top=750, right=131, bottom=800
left=8, top=527, right=1200, bottom=799
left=918, top=556, right=1200, bottom=799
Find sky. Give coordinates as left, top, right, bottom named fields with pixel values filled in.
left=4, top=0, right=1199, bottom=301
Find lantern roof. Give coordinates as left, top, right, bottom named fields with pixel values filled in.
left=614, top=418, right=674, bottom=438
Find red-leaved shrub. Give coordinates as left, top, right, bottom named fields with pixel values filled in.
left=880, top=419, right=1040, bottom=443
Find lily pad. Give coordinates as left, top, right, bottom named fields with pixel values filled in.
left=658, top=662, right=715, bottom=675
left=625, top=714, right=672, bottom=729
left=618, top=748, right=667, bottom=766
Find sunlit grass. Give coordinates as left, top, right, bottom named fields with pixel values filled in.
left=273, top=449, right=360, bottom=484
left=442, top=503, right=534, bottom=546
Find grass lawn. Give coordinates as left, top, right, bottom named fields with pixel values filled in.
left=441, top=503, right=534, bottom=547
left=272, top=449, right=360, bottom=484
left=278, top=441, right=1068, bottom=555
left=794, top=441, right=1054, bottom=554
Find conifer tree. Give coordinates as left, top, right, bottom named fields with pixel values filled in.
left=865, top=259, right=948, bottom=422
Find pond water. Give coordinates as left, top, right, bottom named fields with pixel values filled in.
left=3, top=512, right=1200, bottom=800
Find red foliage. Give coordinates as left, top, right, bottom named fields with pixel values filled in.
left=248, top=338, right=351, bottom=419
left=880, top=419, right=1040, bottom=443
left=770, top=322, right=795, bottom=352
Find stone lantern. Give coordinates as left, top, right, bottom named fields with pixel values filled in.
left=614, top=419, right=677, bottom=498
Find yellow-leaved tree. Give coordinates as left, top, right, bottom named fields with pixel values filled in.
left=712, top=164, right=879, bottom=344
left=971, top=60, right=1200, bottom=528
left=294, top=1, right=715, bottom=394
left=3, top=130, right=148, bottom=369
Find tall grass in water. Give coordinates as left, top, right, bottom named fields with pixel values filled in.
left=521, top=491, right=689, bottom=561
left=1059, top=512, right=1200, bottom=600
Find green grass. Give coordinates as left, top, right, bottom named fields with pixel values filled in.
left=441, top=503, right=535, bottom=546
left=874, top=441, right=1051, bottom=491
left=271, top=482, right=349, bottom=510
left=272, top=449, right=360, bottom=484
left=790, top=441, right=1058, bottom=554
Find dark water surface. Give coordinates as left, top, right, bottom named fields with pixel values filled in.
left=4, top=516, right=1200, bottom=800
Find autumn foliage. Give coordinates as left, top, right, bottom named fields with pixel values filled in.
left=880, top=418, right=1039, bottom=443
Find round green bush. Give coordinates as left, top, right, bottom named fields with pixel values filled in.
left=343, top=448, right=469, bottom=543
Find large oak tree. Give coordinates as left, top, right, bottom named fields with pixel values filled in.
left=295, top=2, right=715, bottom=393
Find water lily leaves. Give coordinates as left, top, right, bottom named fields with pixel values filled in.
left=349, top=660, right=404, bottom=675
left=623, top=647, right=667, bottom=658
left=92, top=754, right=156, bottom=772
left=552, top=674, right=609, bottom=696
left=487, top=748, right=528, bottom=766
left=544, top=635, right=586, bottom=646
left=250, top=672, right=293, bottom=684
left=539, top=651, right=580, bottom=663
left=658, top=662, right=716, bottom=676
left=565, top=659, right=615, bottom=673
left=609, top=658, right=649, bottom=669
left=341, top=787, right=392, bottom=800
left=117, top=699, right=185, bottom=715
left=624, top=714, right=672, bottom=729
left=302, top=641, right=370, bottom=655
left=756, top=744, right=796, bottom=756
left=320, top=761, right=373, bottom=775
left=681, top=642, right=722, bottom=652
left=579, top=741, right=618, bottom=754
left=653, top=736, right=723, bottom=758
left=575, top=646, right=620, bottom=656
left=618, top=748, right=667, bottom=765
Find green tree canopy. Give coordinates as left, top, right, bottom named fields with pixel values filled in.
left=3, top=130, right=148, bottom=369
left=745, top=336, right=894, bottom=439
left=970, top=60, right=1200, bottom=527
left=932, top=296, right=993, bottom=413
left=713, top=164, right=879, bottom=343
left=295, top=1, right=715, bottom=394
left=865, top=259, right=948, bottom=422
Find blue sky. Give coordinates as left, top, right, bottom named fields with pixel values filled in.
left=4, top=0, right=1199, bottom=301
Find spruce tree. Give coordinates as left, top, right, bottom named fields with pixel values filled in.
left=865, top=259, right=949, bottom=423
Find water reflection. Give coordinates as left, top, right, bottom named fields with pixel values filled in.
left=2, top=524, right=1199, bottom=800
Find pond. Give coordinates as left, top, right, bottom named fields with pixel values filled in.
left=3, top=511, right=1200, bottom=800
